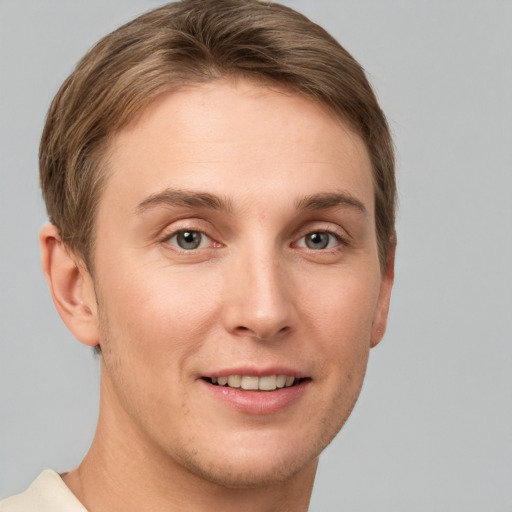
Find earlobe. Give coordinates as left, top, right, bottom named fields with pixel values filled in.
left=370, top=239, right=396, bottom=348
left=40, top=223, right=99, bottom=347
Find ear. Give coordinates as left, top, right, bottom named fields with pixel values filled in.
left=40, top=223, right=100, bottom=347
left=370, top=239, right=396, bottom=348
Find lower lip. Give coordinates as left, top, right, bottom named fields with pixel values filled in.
left=201, top=379, right=310, bottom=415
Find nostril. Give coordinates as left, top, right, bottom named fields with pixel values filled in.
left=233, top=325, right=291, bottom=341
left=235, top=326, right=251, bottom=336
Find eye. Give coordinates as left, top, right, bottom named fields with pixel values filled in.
left=167, top=230, right=211, bottom=250
left=298, top=231, right=340, bottom=250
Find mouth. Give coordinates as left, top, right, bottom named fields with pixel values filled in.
left=202, top=375, right=307, bottom=391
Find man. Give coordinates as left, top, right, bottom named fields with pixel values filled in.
left=1, top=0, right=395, bottom=510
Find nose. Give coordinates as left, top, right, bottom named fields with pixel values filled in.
left=221, top=247, right=296, bottom=341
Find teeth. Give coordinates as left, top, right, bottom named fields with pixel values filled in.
left=276, top=375, right=287, bottom=388
left=227, top=375, right=241, bottom=388
left=241, top=376, right=259, bottom=390
left=259, top=375, right=277, bottom=391
left=209, top=374, right=298, bottom=391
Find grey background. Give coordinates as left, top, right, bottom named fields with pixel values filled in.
left=1, top=0, right=511, bottom=510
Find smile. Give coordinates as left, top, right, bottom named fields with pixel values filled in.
left=205, top=375, right=301, bottom=391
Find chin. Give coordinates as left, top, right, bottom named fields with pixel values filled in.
left=181, top=450, right=318, bottom=490
left=165, top=427, right=331, bottom=490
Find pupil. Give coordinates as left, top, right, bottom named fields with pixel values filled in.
left=306, top=232, right=329, bottom=250
left=177, top=230, right=201, bottom=249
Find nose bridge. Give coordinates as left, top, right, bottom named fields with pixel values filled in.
left=222, top=240, right=294, bottom=340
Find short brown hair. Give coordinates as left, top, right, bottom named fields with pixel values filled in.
left=40, top=0, right=396, bottom=271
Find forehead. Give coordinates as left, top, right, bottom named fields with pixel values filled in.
left=102, top=79, right=374, bottom=216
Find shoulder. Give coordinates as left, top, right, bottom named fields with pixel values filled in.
left=0, top=470, right=87, bottom=512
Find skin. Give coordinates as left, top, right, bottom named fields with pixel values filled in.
left=41, top=79, right=394, bottom=512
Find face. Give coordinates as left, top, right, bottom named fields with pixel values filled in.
left=87, top=79, right=393, bottom=488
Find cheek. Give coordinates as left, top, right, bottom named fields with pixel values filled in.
left=300, top=265, right=381, bottom=335
left=95, top=266, right=219, bottom=432
left=300, top=268, right=380, bottom=380
left=97, top=264, right=221, bottom=370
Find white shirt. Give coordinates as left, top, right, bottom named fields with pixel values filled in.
left=0, top=470, right=86, bottom=512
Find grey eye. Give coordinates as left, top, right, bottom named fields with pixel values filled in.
left=304, top=232, right=331, bottom=250
left=174, top=230, right=203, bottom=250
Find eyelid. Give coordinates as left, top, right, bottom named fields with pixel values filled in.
left=159, top=219, right=221, bottom=251
left=294, top=230, right=345, bottom=250
left=165, top=230, right=213, bottom=250
left=292, top=221, right=350, bottom=246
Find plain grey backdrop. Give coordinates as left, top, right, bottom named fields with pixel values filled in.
left=1, top=0, right=511, bottom=510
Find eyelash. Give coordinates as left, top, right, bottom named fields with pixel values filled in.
left=294, top=231, right=345, bottom=251
left=163, top=229, right=217, bottom=252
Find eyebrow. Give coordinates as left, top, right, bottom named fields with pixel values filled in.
left=295, top=192, right=368, bottom=216
left=136, top=188, right=367, bottom=217
left=136, top=188, right=232, bottom=214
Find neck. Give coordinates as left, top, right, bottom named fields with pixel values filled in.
left=63, top=372, right=318, bottom=512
